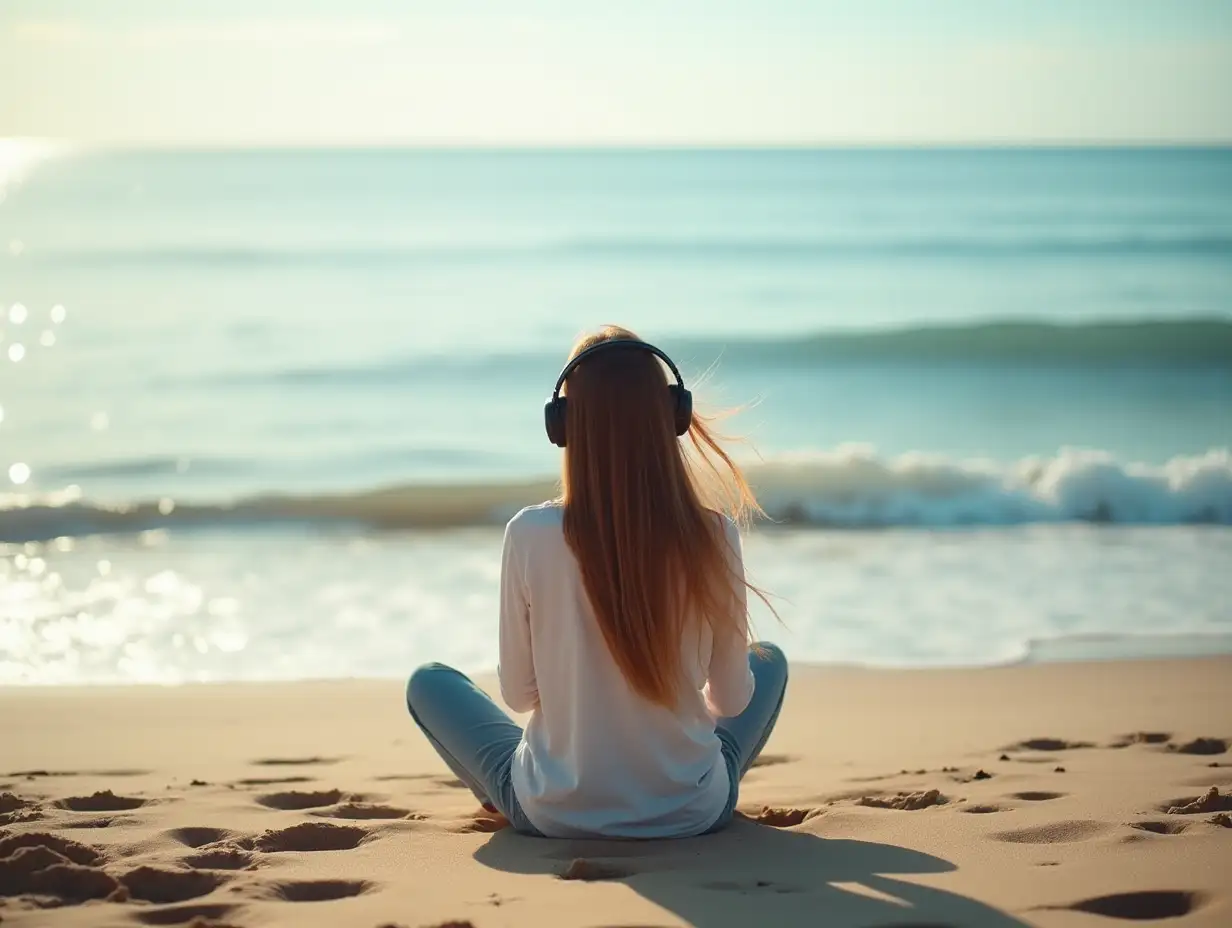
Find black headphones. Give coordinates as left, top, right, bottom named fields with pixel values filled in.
left=544, top=339, right=693, bottom=448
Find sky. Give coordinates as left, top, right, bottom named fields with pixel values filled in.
left=2, top=0, right=1231, bottom=147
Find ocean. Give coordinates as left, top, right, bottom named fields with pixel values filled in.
left=1, top=147, right=1230, bottom=684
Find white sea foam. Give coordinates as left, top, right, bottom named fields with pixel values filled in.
left=750, top=445, right=1232, bottom=526
left=3, top=447, right=1229, bottom=542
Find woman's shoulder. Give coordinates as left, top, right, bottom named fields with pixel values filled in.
left=506, top=499, right=565, bottom=532
left=707, top=509, right=743, bottom=552
left=504, top=501, right=564, bottom=559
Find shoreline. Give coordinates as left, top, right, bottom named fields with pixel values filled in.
left=2, top=656, right=1230, bottom=926
left=6, top=635, right=1232, bottom=690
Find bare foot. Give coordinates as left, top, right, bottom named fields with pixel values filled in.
left=465, top=808, right=510, bottom=833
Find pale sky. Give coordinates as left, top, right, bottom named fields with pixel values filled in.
left=2, top=0, right=1231, bottom=147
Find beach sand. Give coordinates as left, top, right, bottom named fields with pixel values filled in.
left=1, top=657, right=1230, bottom=927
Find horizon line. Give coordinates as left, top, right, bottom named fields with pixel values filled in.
left=6, top=137, right=1232, bottom=155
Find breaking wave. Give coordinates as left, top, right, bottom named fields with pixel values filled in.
left=3, top=447, right=1230, bottom=543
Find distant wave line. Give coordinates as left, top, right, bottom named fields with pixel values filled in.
left=145, top=320, right=1232, bottom=390
left=28, top=233, right=1232, bottom=268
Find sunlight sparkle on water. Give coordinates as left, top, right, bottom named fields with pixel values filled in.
left=8, top=303, right=27, bottom=325
left=0, top=139, right=61, bottom=188
left=7, top=344, right=24, bottom=362
left=50, top=304, right=66, bottom=324
left=39, top=330, right=55, bottom=347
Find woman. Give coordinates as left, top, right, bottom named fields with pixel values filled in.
left=405, top=325, right=787, bottom=838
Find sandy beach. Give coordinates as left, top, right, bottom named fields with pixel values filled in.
left=1, top=656, right=1229, bottom=927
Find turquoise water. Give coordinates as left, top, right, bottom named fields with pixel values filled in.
left=1, top=148, right=1230, bottom=682
left=4, top=148, right=1232, bottom=503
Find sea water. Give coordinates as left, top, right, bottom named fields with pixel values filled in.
left=1, top=148, right=1230, bottom=684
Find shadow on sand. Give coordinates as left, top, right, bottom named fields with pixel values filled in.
left=475, top=817, right=1029, bottom=928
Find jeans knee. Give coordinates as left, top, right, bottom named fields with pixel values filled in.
left=751, top=641, right=788, bottom=686
left=752, top=641, right=786, bottom=666
left=406, top=661, right=455, bottom=715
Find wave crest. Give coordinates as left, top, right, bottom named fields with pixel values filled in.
left=2, top=448, right=1229, bottom=543
left=752, top=446, right=1231, bottom=526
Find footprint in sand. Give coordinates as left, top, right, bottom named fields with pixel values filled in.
left=372, top=773, right=437, bottom=782
left=0, top=851, right=121, bottom=904
left=0, top=792, right=29, bottom=813
left=991, top=820, right=1110, bottom=844
left=0, top=833, right=121, bottom=906
left=2, top=810, right=45, bottom=825
left=120, top=866, right=225, bottom=903
left=167, top=826, right=235, bottom=848
left=1130, top=821, right=1189, bottom=835
left=182, top=847, right=257, bottom=870
left=1011, top=791, right=1066, bottom=802
left=252, top=756, right=344, bottom=767
left=256, top=788, right=345, bottom=810
left=132, top=901, right=242, bottom=925
left=236, top=775, right=316, bottom=786
left=0, top=792, right=41, bottom=825
left=962, top=804, right=1007, bottom=814
left=318, top=801, right=415, bottom=820
left=271, top=878, right=372, bottom=901
left=56, top=789, right=147, bottom=812
left=1058, top=890, right=1205, bottom=920
left=1110, top=732, right=1172, bottom=748
left=254, top=822, right=368, bottom=852
left=0, top=832, right=105, bottom=865
left=5, top=768, right=149, bottom=779
left=1173, top=737, right=1228, bottom=756
left=1006, top=738, right=1093, bottom=752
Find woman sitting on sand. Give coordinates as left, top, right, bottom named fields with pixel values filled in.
left=405, top=325, right=787, bottom=838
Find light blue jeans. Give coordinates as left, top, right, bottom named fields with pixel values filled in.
left=404, top=642, right=789, bottom=837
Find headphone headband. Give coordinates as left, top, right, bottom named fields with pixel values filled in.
left=550, top=338, right=685, bottom=400
left=543, top=338, right=692, bottom=447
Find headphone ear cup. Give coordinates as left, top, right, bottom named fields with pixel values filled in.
left=544, top=397, right=568, bottom=447
left=670, top=386, right=693, bottom=436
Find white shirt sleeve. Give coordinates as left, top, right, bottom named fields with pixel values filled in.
left=702, top=519, right=755, bottom=719
left=497, top=516, right=539, bottom=712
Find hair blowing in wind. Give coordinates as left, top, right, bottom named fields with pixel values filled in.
left=560, top=325, right=773, bottom=707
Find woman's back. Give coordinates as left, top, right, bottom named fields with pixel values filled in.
left=499, top=502, right=754, bottom=838
left=404, top=326, right=787, bottom=840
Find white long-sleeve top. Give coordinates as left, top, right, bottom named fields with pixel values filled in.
left=498, top=501, right=755, bottom=838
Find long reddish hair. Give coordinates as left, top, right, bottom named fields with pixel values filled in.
left=560, top=325, right=769, bottom=707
